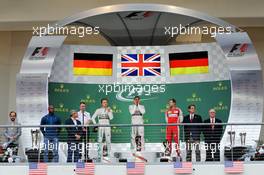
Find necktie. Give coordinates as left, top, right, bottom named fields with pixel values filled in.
left=190, top=114, right=193, bottom=122
left=211, top=118, right=215, bottom=129
left=82, top=112, right=85, bottom=125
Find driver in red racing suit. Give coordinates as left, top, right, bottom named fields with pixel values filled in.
left=165, top=98, right=183, bottom=156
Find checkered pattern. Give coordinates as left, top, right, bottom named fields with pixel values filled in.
left=49, top=45, right=116, bottom=84
left=49, top=46, right=70, bottom=83
left=50, top=43, right=230, bottom=84
left=165, top=43, right=230, bottom=83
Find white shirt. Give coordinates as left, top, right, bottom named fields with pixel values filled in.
left=71, top=118, right=78, bottom=129
left=78, top=111, right=91, bottom=125
left=72, top=118, right=77, bottom=125
left=210, top=118, right=215, bottom=123
left=190, top=114, right=194, bottom=121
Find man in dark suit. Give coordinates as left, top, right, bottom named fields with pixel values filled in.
left=203, top=109, right=223, bottom=161
left=65, top=110, right=82, bottom=162
left=183, top=104, right=202, bottom=162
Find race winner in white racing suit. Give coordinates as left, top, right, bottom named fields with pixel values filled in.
left=92, top=98, right=113, bottom=158
left=129, top=96, right=145, bottom=151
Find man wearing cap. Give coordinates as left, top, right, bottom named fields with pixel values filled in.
left=203, top=108, right=223, bottom=161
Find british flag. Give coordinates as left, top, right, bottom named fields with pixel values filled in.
left=121, top=54, right=161, bottom=76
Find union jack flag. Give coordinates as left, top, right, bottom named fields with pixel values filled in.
left=121, top=54, right=161, bottom=76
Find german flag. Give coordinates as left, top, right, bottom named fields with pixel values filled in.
left=73, top=53, right=113, bottom=76
left=169, top=51, right=209, bottom=75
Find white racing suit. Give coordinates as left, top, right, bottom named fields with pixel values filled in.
left=129, top=104, right=145, bottom=150
left=92, top=107, right=113, bottom=158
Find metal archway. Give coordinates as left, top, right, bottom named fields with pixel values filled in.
left=16, top=3, right=263, bottom=161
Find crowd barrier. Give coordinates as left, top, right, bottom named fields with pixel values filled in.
left=0, top=123, right=263, bottom=163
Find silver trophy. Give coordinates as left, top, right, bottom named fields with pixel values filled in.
left=228, top=131, right=236, bottom=146
left=135, top=135, right=142, bottom=151
left=239, top=132, right=247, bottom=146
left=163, top=140, right=171, bottom=157
left=31, top=129, right=40, bottom=148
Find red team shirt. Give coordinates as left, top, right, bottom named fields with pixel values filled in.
left=166, top=108, right=182, bottom=123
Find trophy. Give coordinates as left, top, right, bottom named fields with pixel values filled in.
left=228, top=131, right=236, bottom=146
left=239, top=132, right=247, bottom=146
left=135, top=135, right=142, bottom=152
left=163, top=140, right=171, bottom=157
left=102, top=135, right=108, bottom=157
left=31, top=129, right=40, bottom=149
left=102, top=144, right=108, bottom=157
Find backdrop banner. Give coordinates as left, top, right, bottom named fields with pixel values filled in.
left=48, top=80, right=231, bottom=143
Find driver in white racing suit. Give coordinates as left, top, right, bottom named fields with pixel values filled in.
left=92, top=98, right=113, bottom=158
left=129, top=96, right=146, bottom=151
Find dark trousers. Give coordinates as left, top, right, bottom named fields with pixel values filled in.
left=67, top=142, right=81, bottom=163
left=205, top=142, right=220, bottom=161
left=83, top=127, right=90, bottom=161
left=186, top=139, right=200, bottom=162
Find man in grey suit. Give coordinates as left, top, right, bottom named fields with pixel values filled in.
left=4, top=111, right=21, bottom=149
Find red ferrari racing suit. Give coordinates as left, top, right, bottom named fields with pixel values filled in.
left=165, top=107, right=183, bottom=154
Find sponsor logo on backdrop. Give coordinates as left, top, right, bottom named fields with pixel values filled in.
left=98, top=83, right=166, bottom=102
left=30, top=47, right=49, bottom=60
left=54, top=84, right=70, bottom=93
left=160, top=104, right=169, bottom=113
left=213, top=82, right=228, bottom=91
left=214, top=101, right=228, bottom=111
left=112, top=127, right=122, bottom=134
left=111, top=104, right=122, bottom=113
left=160, top=128, right=166, bottom=133
left=144, top=118, right=149, bottom=123
left=80, top=95, right=96, bottom=104
left=186, top=92, right=202, bottom=102
left=227, top=43, right=248, bottom=57
left=54, top=103, right=69, bottom=113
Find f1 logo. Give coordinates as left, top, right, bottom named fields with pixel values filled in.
left=227, top=43, right=248, bottom=57
left=30, top=47, right=49, bottom=60
left=125, top=11, right=153, bottom=20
